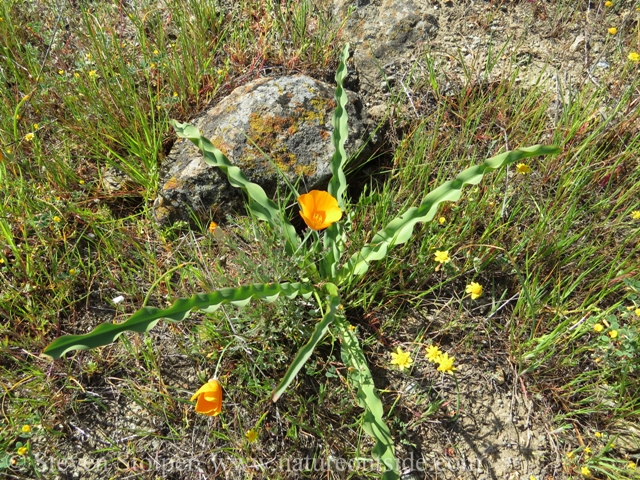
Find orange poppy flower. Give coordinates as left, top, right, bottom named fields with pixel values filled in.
left=297, top=190, right=342, bottom=231
left=190, top=379, right=222, bottom=416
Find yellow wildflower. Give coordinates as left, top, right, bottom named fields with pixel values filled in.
left=173, top=92, right=179, bottom=97
left=348, top=324, right=356, bottom=331
left=438, top=216, right=446, bottom=224
left=53, top=216, right=62, bottom=223
left=245, top=429, right=258, bottom=442
left=607, top=27, right=617, bottom=34
left=33, top=123, right=39, bottom=130
left=69, top=269, right=76, bottom=275
left=17, top=446, right=28, bottom=455
left=390, top=347, right=413, bottom=371
left=297, top=190, right=342, bottom=231
left=628, top=462, right=637, bottom=469
left=74, top=72, right=80, bottom=78
left=425, top=345, right=442, bottom=363
left=567, top=451, right=575, bottom=459
left=24, top=133, right=34, bottom=142
left=584, top=446, right=592, bottom=455
left=21, top=425, right=31, bottom=433
left=58, top=69, right=65, bottom=75
left=436, top=352, right=456, bottom=374
left=631, top=210, right=640, bottom=219
left=604, top=1, right=612, bottom=6
left=581, top=466, right=591, bottom=477
left=608, top=330, right=618, bottom=339
left=153, top=49, right=159, bottom=55
left=88, top=70, right=98, bottom=78
left=593, top=323, right=604, bottom=333
left=594, top=431, right=603, bottom=438
left=635, top=308, right=640, bottom=316
left=629, top=52, right=640, bottom=62
left=516, top=163, right=532, bottom=174
left=466, top=282, right=483, bottom=300
left=434, top=250, right=450, bottom=263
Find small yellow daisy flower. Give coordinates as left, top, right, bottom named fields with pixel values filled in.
left=245, top=429, right=258, bottom=442
left=604, top=1, right=612, bottom=6
left=69, top=269, right=77, bottom=275
left=608, top=330, right=618, bottom=339
left=348, top=324, right=356, bottom=331
left=24, top=133, right=35, bottom=142
left=594, top=431, right=603, bottom=438
left=88, top=70, right=98, bottom=78
left=567, top=451, right=575, bottom=459
left=434, top=250, right=450, bottom=263
left=21, top=425, right=31, bottom=433
left=466, top=282, right=483, bottom=300
left=390, top=347, right=413, bottom=371
left=629, top=52, right=640, bottom=62
left=593, top=323, right=604, bottom=333
left=436, top=352, right=456, bottom=374
left=58, top=69, right=65, bottom=75
left=581, top=466, right=591, bottom=477
left=584, top=446, right=592, bottom=455
left=173, top=92, right=179, bottom=97
left=153, top=49, right=159, bottom=55
left=53, top=216, right=62, bottom=223
left=607, top=27, right=617, bottom=34
left=438, top=216, right=446, bottom=224
left=33, top=123, right=39, bottom=130
left=74, top=72, right=80, bottom=78
left=17, top=446, right=28, bottom=455
left=425, top=345, right=442, bottom=363
left=631, top=210, right=640, bottom=219
left=150, top=62, right=156, bottom=68
left=635, top=308, right=640, bottom=316
left=516, top=163, right=532, bottom=174
left=628, top=462, right=637, bottom=469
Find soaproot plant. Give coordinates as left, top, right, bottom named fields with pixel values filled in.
left=44, top=44, right=560, bottom=478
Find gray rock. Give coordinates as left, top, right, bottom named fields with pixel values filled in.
left=333, top=0, right=439, bottom=93
left=154, top=75, right=370, bottom=225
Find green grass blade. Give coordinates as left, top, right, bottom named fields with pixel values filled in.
left=271, top=284, right=340, bottom=402
left=171, top=120, right=300, bottom=255
left=43, top=282, right=313, bottom=359
left=337, top=145, right=561, bottom=283
left=335, top=317, right=399, bottom=479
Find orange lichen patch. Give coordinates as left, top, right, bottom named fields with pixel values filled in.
left=209, top=135, right=233, bottom=156
left=162, top=176, right=182, bottom=191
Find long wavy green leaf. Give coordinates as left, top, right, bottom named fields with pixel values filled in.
left=44, top=282, right=313, bottom=359
left=171, top=120, right=300, bottom=255
left=335, top=317, right=399, bottom=480
left=272, top=283, right=340, bottom=402
left=327, top=43, right=350, bottom=209
left=337, top=145, right=561, bottom=284
left=321, top=43, right=350, bottom=279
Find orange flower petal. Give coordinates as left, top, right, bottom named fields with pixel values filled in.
left=297, top=190, right=342, bottom=230
left=191, top=379, right=222, bottom=416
